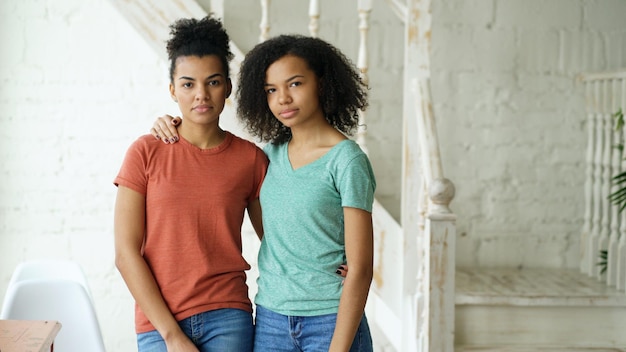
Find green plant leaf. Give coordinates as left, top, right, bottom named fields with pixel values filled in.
left=614, top=108, right=624, bottom=131
left=597, top=249, right=608, bottom=275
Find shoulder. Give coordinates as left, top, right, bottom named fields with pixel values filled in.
left=262, top=141, right=284, bottom=158
left=331, top=140, right=375, bottom=182
left=227, top=132, right=261, bottom=150
left=125, top=134, right=162, bottom=152
left=332, top=139, right=368, bottom=163
left=134, top=134, right=160, bottom=144
left=226, top=132, right=269, bottom=164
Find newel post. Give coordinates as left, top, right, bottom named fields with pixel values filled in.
left=423, top=177, right=456, bottom=352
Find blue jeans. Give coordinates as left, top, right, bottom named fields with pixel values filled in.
left=254, top=305, right=373, bottom=352
left=137, top=308, right=254, bottom=352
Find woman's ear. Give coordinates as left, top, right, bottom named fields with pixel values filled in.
left=225, top=78, right=232, bottom=99
left=169, top=83, right=177, bottom=103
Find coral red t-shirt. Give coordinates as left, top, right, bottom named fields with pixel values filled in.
left=114, top=132, right=268, bottom=333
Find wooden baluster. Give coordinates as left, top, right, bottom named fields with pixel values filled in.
left=581, top=80, right=596, bottom=274
left=596, top=79, right=613, bottom=281
left=425, top=178, right=456, bottom=352
left=404, top=0, right=455, bottom=348
left=608, top=78, right=621, bottom=286
left=259, top=0, right=270, bottom=42
left=308, top=0, right=320, bottom=37
left=597, top=79, right=612, bottom=281
left=588, top=80, right=604, bottom=277
left=618, top=78, right=626, bottom=291
left=356, top=0, right=372, bottom=155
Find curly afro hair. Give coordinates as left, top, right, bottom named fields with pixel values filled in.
left=166, top=15, right=233, bottom=82
left=236, top=35, right=368, bottom=145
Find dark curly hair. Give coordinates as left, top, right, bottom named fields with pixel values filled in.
left=166, top=15, right=233, bottom=82
left=236, top=35, right=368, bottom=144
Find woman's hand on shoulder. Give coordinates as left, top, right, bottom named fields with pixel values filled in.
left=151, top=114, right=181, bottom=144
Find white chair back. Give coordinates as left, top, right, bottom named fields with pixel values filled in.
left=5, top=260, right=94, bottom=299
left=1, top=261, right=106, bottom=352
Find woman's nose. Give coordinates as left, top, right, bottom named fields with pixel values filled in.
left=196, top=86, right=209, bottom=100
left=278, top=90, right=291, bottom=104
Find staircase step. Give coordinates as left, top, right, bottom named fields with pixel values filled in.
left=455, top=268, right=626, bottom=349
left=456, top=267, right=626, bottom=307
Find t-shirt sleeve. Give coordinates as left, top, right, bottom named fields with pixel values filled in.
left=337, top=153, right=376, bottom=212
left=113, top=138, right=148, bottom=195
left=250, top=147, right=269, bottom=201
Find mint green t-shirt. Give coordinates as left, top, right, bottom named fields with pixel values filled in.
left=255, top=139, right=376, bottom=316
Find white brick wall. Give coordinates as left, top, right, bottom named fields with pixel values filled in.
left=0, top=0, right=174, bottom=349
left=432, top=0, right=626, bottom=269
left=1, top=0, right=625, bottom=350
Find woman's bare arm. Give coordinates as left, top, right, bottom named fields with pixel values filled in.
left=114, top=186, right=198, bottom=351
left=329, top=207, right=374, bottom=351
left=247, top=198, right=264, bottom=241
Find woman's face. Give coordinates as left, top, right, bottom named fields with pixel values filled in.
left=169, top=55, right=231, bottom=127
left=264, top=55, right=324, bottom=129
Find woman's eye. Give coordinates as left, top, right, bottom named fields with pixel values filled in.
left=208, top=80, right=219, bottom=86
left=290, top=81, right=301, bottom=87
left=266, top=88, right=275, bottom=94
left=183, top=82, right=192, bottom=88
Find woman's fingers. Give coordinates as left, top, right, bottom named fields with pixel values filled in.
left=151, top=115, right=181, bottom=144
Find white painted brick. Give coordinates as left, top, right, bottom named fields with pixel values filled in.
left=474, top=28, right=517, bottom=71
left=605, top=32, right=626, bottom=69
left=432, top=26, right=476, bottom=71
left=0, top=0, right=45, bottom=19
left=519, top=29, right=561, bottom=72
left=435, top=0, right=494, bottom=27
left=495, top=0, right=582, bottom=30
left=581, top=31, right=609, bottom=71
left=23, top=20, right=72, bottom=67
left=585, top=0, right=626, bottom=31
left=0, top=17, right=25, bottom=69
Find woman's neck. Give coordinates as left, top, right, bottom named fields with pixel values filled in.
left=289, top=120, right=346, bottom=150
left=179, top=122, right=225, bottom=149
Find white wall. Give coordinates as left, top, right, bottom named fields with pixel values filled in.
left=431, top=0, right=626, bottom=268
left=1, top=0, right=625, bottom=350
left=0, top=0, right=175, bottom=349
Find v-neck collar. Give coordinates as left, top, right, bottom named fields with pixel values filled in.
left=283, top=139, right=350, bottom=172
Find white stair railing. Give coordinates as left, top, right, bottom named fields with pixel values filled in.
left=356, top=0, right=371, bottom=154
left=580, top=70, right=626, bottom=292
left=392, top=1, right=457, bottom=350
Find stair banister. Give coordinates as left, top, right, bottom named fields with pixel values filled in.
left=259, top=0, right=270, bottom=42
left=308, top=0, right=320, bottom=38
left=608, top=78, right=623, bottom=286
left=404, top=0, right=456, bottom=350
left=356, top=0, right=372, bottom=155
left=590, top=80, right=604, bottom=277
left=581, top=70, right=626, bottom=292
left=581, top=81, right=595, bottom=275
left=618, top=77, right=626, bottom=291
left=598, top=79, right=613, bottom=280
